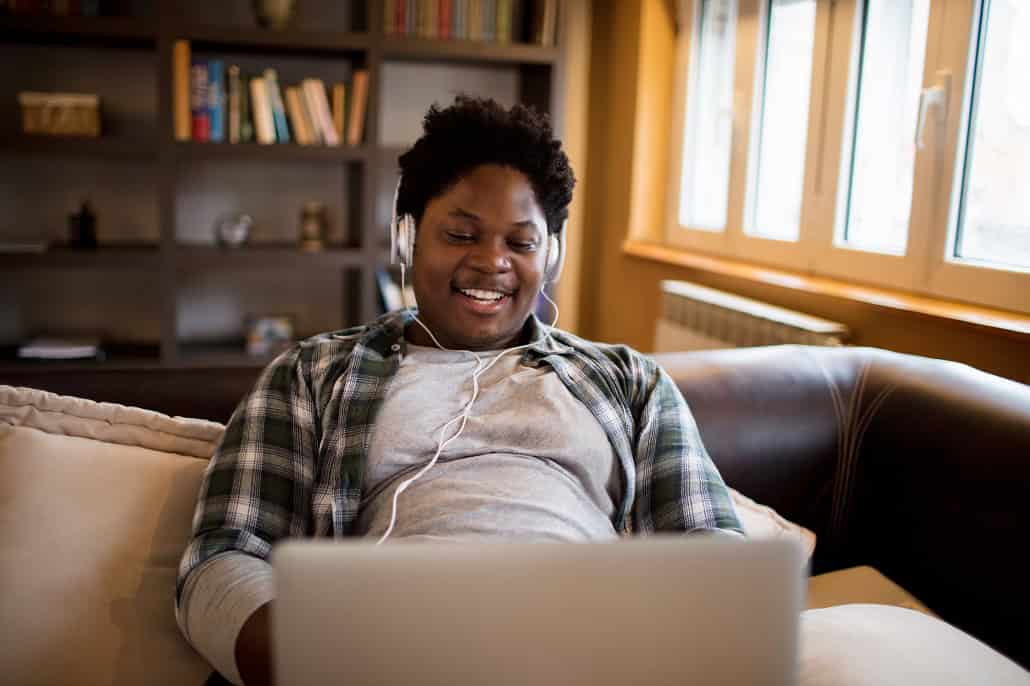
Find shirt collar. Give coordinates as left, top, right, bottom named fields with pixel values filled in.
left=360, top=309, right=573, bottom=359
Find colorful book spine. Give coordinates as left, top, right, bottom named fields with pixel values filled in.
left=332, top=83, right=346, bottom=142
left=263, top=69, right=291, bottom=144
left=249, top=77, right=276, bottom=145
left=284, top=86, right=311, bottom=145
left=227, top=65, right=241, bottom=144
left=468, top=0, right=482, bottom=41
left=303, top=79, right=339, bottom=146
left=497, top=0, right=511, bottom=42
left=239, top=74, right=254, bottom=143
left=439, top=0, right=452, bottom=39
left=346, top=70, right=369, bottom=146
left=207, top=60, right=225, bottom=143
left=384, top=0, right=396, bottom=35
left=190, top=60, right=210, bottom=142
left=173, top=40, right=191, bottom=141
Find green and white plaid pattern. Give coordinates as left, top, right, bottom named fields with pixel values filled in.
left=176, top=310, right=743, bottom=602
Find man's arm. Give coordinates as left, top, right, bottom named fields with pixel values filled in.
left=176, top=346, right=319, bottom=685
left=632, top=361, right=744, bottom=534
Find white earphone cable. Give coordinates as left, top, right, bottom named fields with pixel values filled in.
left=375, top=247, right=560, bottom=545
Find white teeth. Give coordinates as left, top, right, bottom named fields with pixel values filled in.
left=460, top=288, right=506, bottom=302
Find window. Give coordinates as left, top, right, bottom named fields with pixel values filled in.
left=667, top=0, right=1030, bottom=314
left=678, top=0, right=737, bottom=231
left=836, top=0, right=931, bottom=255
left=745, top=0, right=817, bottom=242
left=950, top=0, right=1030, bottom=271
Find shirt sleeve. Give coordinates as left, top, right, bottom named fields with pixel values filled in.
left=175, top=344, right=319, bottom=611
left=633, top=362, right=744, bottom=535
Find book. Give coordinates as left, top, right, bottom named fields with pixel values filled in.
left=249, top=77, right=276, bottom=145
left=263, top=68, right=291, bottom=144
left=384, top=0, right=396, bottom=35
left=497, top=0, right=511, bottom=42
left=227, top=65, right=241, bottom=144
left=302, top=79, right=339, bottom=146
left=173, top=40, right=191, bottom=141
left=331, top=83, right=346, bottom=142
left=239, top=73, right=254, bottom=143
left=190, top=60, right=210, bottom=142
left=284, top=86, right=312, bottom=145
left=207, top=59, right=225, bottom=143
left=468, top=0, right=483, bottom=41
left=439, top=0, right=452, bottom=39
left=18, top=337, right=101, bottom=360
left=346, top=70, right=369, bottom=146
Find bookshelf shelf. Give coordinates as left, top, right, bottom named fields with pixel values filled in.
left=176, top=25, right=370, bottom=56
left=0, top=15, right=157, bottom=47
left=0, top=136, right=159, bottom=160
left=175, top=343, right=279, bottom=369
left=173, top=245, right=365, bottom=269
left=0, top=245, right=162, bottom=270
left=379, top=37, right=559, bottom=65
left=171, top=141, right=370, bottom=163
left=2, top=0, right=565, bottom=382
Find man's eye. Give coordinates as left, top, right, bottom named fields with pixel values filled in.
left=510, top=241, right=537, bottom=252
left=445, top=232, right=474, bottom=243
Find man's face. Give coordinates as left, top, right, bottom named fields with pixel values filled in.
left=409, top=164, right=550, bottom=351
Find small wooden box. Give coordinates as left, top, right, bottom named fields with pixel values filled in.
left=18, top=92, right=101, bottom=137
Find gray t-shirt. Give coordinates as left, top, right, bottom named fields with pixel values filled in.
left=356, top=343, right=623, bottom=543
left=178, top=342, right=623, bottom=684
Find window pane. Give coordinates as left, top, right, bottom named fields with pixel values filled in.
left=838, top=0, right=930, bottom=254
left=679, top=0, right=737, bottom=231
left=953, top=0, right=1030, bottom=271
left=747, top=0, right=817, bottom=241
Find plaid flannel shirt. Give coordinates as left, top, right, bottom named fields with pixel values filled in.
left=176, top=309, right=743, bottom=603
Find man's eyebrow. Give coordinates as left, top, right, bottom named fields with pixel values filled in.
left=450, top=208, right=537, bottom=229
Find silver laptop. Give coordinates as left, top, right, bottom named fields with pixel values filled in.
left=272, top=536, right=805, bottom=686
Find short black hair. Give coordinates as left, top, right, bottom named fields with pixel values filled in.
left=397, top=95, right=575, bottom=235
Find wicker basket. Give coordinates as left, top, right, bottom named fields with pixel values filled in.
left=18, top=92, right=101, bottom=137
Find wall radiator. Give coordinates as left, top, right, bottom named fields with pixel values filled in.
left=654, top=280, right=850, bottom=352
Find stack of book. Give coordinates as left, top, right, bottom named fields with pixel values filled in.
left=17, top=337, right=101, bottom=360
left=384, top=0, right=560, bottom=46
left=171, top=42, right=369, bottom=147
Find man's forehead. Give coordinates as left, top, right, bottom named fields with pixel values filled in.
left=438, top=172, right=545, bottom=230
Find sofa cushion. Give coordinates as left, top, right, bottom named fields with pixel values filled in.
left=799, top=604, right=1029, bottom=685
left=0, top=386, right=217, bottom=686
left=807, top=566, right=933, bottom=615
left=0, top=384, right=815, bottom=685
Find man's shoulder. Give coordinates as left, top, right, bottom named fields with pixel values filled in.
left=548, top=328, right=657, bottom=373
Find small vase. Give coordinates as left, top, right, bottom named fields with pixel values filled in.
left=252, top=0, right=297, bottom=30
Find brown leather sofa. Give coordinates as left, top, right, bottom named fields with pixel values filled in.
left=6, top=344, right=1028, bottom=669
left=656, top=345, right=1030, bottom=670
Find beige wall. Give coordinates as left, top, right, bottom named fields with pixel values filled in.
left=578, top=0, right=1029, bottom=383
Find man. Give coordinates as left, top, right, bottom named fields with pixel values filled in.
left=176, top=96, right=743, bottom=686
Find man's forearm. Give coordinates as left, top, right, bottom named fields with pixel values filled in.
left=178, top=553, right=276, bottom=685
left=236, top=602, right=273, bottom=686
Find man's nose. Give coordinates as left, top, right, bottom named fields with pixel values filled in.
left=466, top=239, right=512, bottom=272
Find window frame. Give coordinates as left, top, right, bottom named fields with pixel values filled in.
left=665, top=0, right=1030, bottom=315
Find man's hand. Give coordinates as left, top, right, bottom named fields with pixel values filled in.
left=236, top=602, right=273, bottom=686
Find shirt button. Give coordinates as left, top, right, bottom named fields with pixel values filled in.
left=390, top=344, right=401, bottom=352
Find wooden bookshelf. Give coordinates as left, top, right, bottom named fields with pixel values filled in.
left=172, top=244, right=365, bottom=270
left=171, top=140, right=371, bottom=163
left=0, top=15, right=157, bottom=47
left=1, top=0, right=565, bottom=376
left=0, top=245, right=161, bottom=270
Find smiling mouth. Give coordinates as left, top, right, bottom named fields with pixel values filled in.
left=456, top=287, right=510, bottom=302
left=451, top=286, right=514, bottom=312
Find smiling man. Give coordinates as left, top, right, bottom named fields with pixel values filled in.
left=174, top=96, right=743, bottom=686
